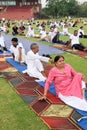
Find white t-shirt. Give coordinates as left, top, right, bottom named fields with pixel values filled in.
left=70, top=34, right=79, bottom=46
left=63, top=27, right=68, bottom=34
left=78, top=29, right=84, bottom=36
left=0, top=35, right=5, bottom=47
left=10, top=42, right=24, bottom=61
left=40, top=30, right=47, bottom=38
left=48, top=31, right=56, bottom=41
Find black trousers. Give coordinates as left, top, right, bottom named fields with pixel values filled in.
left=52, top=32, right=66, bottom=45
left=79, top=35, right=87, bottom=38
left=72, top=43, right=85, bottom=51
left=0, top=45, right=7, bottom=52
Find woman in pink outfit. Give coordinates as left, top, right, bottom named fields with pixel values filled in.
left=39, top=55, right=87, bottom=111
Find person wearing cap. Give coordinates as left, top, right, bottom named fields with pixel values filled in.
left=0, top=29, right=7, bottom=53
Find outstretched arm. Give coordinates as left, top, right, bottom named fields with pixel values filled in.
left=39, top=69, right=54, bottom=100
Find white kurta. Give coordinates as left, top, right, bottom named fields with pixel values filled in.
left=0, top=35, right=5, bottom=47
left=26, top=50, right=50, bottom=81
left=10, top=43, right=26, bottom=63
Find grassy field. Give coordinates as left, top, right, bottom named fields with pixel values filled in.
left=0, top=18, right=87, bottom=130
left=0, top=78, right=49, bottom=130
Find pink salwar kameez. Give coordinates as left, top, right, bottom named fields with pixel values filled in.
left=45, top=64, right=87, bottom=111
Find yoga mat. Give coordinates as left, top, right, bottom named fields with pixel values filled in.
left=6, top=58, right=27, bottom=73
left=38, top=81, right=87, bottom=130
left=37, top=81, right=56, bottom=96
left=0, top=50, right=11, bottom=55
left=4, top=33, right=65, bottom=55
left=31, top=99, right=50, bottom=115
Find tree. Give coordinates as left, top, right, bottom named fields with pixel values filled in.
left=79, top=2, right=87, bottom=17
left=43, top=0, right=80, bottom=17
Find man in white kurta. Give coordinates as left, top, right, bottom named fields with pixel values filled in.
left=10, top=37, right=26, bottom=64
left=26, top=43, right=52, bottom=81
left=0, top=30, right=7, bottom=53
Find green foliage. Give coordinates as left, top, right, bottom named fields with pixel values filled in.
left=42, top=0, right=87, bottom=17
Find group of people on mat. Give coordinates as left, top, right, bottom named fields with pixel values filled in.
left=0, top=28, right=87, bottom=55
left=0, top=24, right=87, bottom=111
left=2, top=37, right=87, bottom=112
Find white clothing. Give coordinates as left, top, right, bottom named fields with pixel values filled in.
left=62, top=27, right=70, bottom=36
left=26, top=29, right=34, bottom=37
left=10, top=43, right=26, bottom=63
left=70, top=34, right=79, bottom=46
left=54, top=27, right=58, bottom=34
left=26, top=28, right=39, bottom=38
left=0, top=35, right=5, bottom=47
left=26, top=50, right=50, bottom=81
left=78, top=29, right=84, bottom=36
left=40, top=30, right=47, bottom=39
left=59, top=81, right=87, bottom=111
left=48, top=31, right=56, bottom=41
left=38, top=26, right=42, bottom=31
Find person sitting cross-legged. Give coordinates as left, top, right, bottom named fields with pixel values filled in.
left=10, top=37, right=26, bottom=65
left=0, top=29, right=8, bottom=53
left=26, top=43, right=53, bottom=81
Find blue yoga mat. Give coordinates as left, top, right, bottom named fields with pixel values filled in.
left=37, top=81, right=87, bottom=130
left=3, top=33, right=65, bottom=55
left=6, top=58, right=27, bottom=73
left=0, top=50, right=11, bottom=55
left=38, top=81, right=56, bottom=96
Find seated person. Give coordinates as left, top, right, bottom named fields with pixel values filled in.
left=12, top=23, right=18, bottom=35
left=68, top=30, right=87, bottom=51
left=72, top=20, right=78, bottom=27
left=10, top=38, right=26, bottom=65
left=18, top=23, right=25, bottom=36
left=0, top=29, right=7, bottom=53
left=26, top=43, right=52, bottom=81
left=78, top=26, right=87, bottom=38
left=0, top=23, right=9, bottom=33
left=40, top=26, right=50, bottom=42
left=39, top=55, right=87, bottom=111
left=26, top=26, right=39, bottom=38
left=48, top=26, right=68, bottom=45
left=60, top=24, right=71, bottom=36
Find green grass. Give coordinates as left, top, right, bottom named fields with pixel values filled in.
left=0, top=78, right=49, bottom=130
left=1, top=18, right=87, bottom=130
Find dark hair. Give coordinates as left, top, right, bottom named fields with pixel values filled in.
left=80, top=26, right=83, bottom=29
left=74, top=30, right=78, bottom=33
left=11, top=37, right=18, bottom=42
left=54, top=55, right=64, bottom=63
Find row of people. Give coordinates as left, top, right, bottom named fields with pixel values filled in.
left=0, top=32, right=87, bottom=112
left=0, top=28, right=87, bottom=57
left=9, top=40, right=87, bottom=111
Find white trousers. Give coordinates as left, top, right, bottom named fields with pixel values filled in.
left=27, top=59, right=46, bottom=81
left=58, top=81, right=87, bottom=111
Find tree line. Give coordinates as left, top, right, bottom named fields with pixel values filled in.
left=42, top=0, right=87, bottom=18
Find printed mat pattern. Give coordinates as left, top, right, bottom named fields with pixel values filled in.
left=0, top=56, right=86, bottom=130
